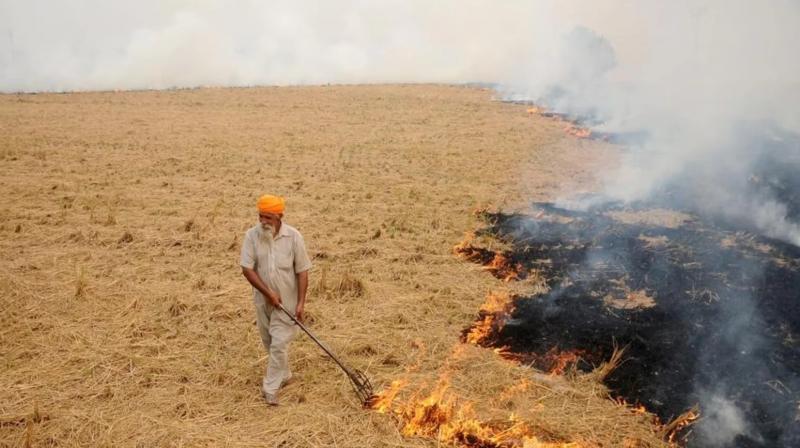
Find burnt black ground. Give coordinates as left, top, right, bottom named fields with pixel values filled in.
left=472, top=204, right=800, bottom=447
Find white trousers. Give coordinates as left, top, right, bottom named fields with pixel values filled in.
left=254, top=300, right=298, bottom=394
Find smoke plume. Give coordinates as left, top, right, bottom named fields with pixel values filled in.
left=4, top=1, right=800, bottom=445
left=4, top=1, right=797, bottom=244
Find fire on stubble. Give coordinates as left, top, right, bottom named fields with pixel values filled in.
left=367, top=220, right=695, bottom=447
left=464, top=291, right=515, bottom=346
left=526, top=105, right=595, bottom=140
left=454, top=232, right=526, bottom=282
left=368, top=346, right=581, bottom=448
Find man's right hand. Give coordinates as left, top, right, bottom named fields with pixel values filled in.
left=243, top=268, right=282, bottom=308
left=266, top=291, right=282, bottom=308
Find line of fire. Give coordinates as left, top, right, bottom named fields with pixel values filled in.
left=448, top=201, right=800, bottom=447
left=367, top=107, right=800, bottom=448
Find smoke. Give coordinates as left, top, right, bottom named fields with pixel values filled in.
left=4, top=2, right=800, bottom=443
left=6, top=0, right=796, bottom=242
left=0, top=0, right=544, bottom=91
left=498, top=1, right=800, bottom=246
left=696, top=393, right=756, bottom=446
left=490, top=203, right=800, bottom=446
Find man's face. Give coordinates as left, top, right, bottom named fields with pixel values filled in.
left=259, top=212, right=281, bottom=232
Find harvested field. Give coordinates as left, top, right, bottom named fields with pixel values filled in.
left=1, top=85, right=667, bottom=447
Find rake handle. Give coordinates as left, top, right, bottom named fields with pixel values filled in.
left=276, top=304, right=356, bottom=378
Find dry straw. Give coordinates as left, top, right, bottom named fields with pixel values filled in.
left=1, top=85, right=667, bottom=447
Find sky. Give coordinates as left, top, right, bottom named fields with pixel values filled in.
left=1, top=1, right=651, bottom=92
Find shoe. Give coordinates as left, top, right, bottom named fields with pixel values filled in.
left=262, top=390, right=279, bottom=406
left=280, top=374, right=295, bottom=389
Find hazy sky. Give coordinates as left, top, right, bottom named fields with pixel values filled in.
left=0, top=0, right=653, bottom=92
left=3, top=3, right=800, bottom=444
left=2, top=0, right=799, bottom=243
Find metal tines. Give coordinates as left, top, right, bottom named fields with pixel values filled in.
left=278, top=304, right=376, bottom=406
left=346, top=368, right=375, bottom=406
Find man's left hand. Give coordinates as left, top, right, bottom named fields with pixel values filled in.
left=295, top=303, right=305, bottom=322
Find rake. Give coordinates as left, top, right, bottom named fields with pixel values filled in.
left=277, top=304, right=375, bottom=406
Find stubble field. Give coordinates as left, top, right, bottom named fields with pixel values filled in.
left=0, top=85, right=667, bottom=447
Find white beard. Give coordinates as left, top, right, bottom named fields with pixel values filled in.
left=257, top=223, right=275, bottom=246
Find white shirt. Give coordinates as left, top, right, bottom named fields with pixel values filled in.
left=240, top=223, right=312, bottom=322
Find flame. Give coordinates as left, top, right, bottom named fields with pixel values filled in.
left=610, top=397, right=700, bottom=445
left=485, top=253, right=524, bottom=281
left=546, top=348, right=583, bottom=375
left=614, top=398, right=648, bottom=415
left=480, top=291, right=513, bottom=314
left=464, top=292, right=516, bottom=346
left=370, top=372, right=580, bottom=447
left=662, top=407, right=700, bottom=444
left=525, top=347, right=585, bottom=375
left=454, top=235, right=526, bottom=281
left=563, top=124, right=592, bottom=139
left=465, top=314, right=496, bottom=345
left=524, top=103, right=595, bottom=140
left=493, top=346, right=525, bottom=362
left=371, top=379, right=408, bottom=413
left=453, top=234, right=474, bottom=255
left=393, top=214, right=689, bottom=447
left=370, top=329, right=682, bottom=447
left=453, top=232, right=483, bottom=262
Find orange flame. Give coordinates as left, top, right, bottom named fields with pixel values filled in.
left=664, top=408, right=700, bottom=444
left=611, top=397, right=700, bottom=445
left=546, top=348, right=583, bottom=375
left=464, top=292, right=516, bottom=346
left=370, top=379, right=408, bottom=414
left=485, top=253, right=524, bottom=281
left=524, top=103, right=595, bottom=140
left=371, top=373, right=581, bottom=447
left=465, top=314, right=496, bottom=345
left=370, top=329, right=679, bottom=447
left=395, top=213, right=686, bottom=447
left=563, top=125, right=592, bottom=139
left=522, top=347, right=586, bottom=375
left=453, top=232, right=483, bottom=262
left=454, top=234, right=526, bottom=281
left=480, top=291, right=514, bottom=314
left=456, top=231, right=476, bottom=245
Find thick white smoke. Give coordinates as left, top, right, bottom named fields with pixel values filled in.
left=4, top=0, right=800, bottom=444
left=5, top=1, right=796, bottom=244
left=499, top=1, right=800, bottom=246
left=0, top=0, right=543, bottom=91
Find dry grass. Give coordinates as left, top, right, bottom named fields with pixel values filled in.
left=0, top=85, right=666, bottom=447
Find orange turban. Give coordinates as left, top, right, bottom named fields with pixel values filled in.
left=257, top=195, right=285, bottom=214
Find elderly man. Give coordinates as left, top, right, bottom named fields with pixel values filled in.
left=240, top=194, right=312, bottom=406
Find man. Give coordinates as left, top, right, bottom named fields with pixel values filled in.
left=240, top=194, right=312, bottom=406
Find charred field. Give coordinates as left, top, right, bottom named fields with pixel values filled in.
left=3, top=85, right=672, bottom=447
left=459, top=202, right=800, bottom=447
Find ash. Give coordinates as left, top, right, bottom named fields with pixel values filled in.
left=472, top=203, right=800, bottom=447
